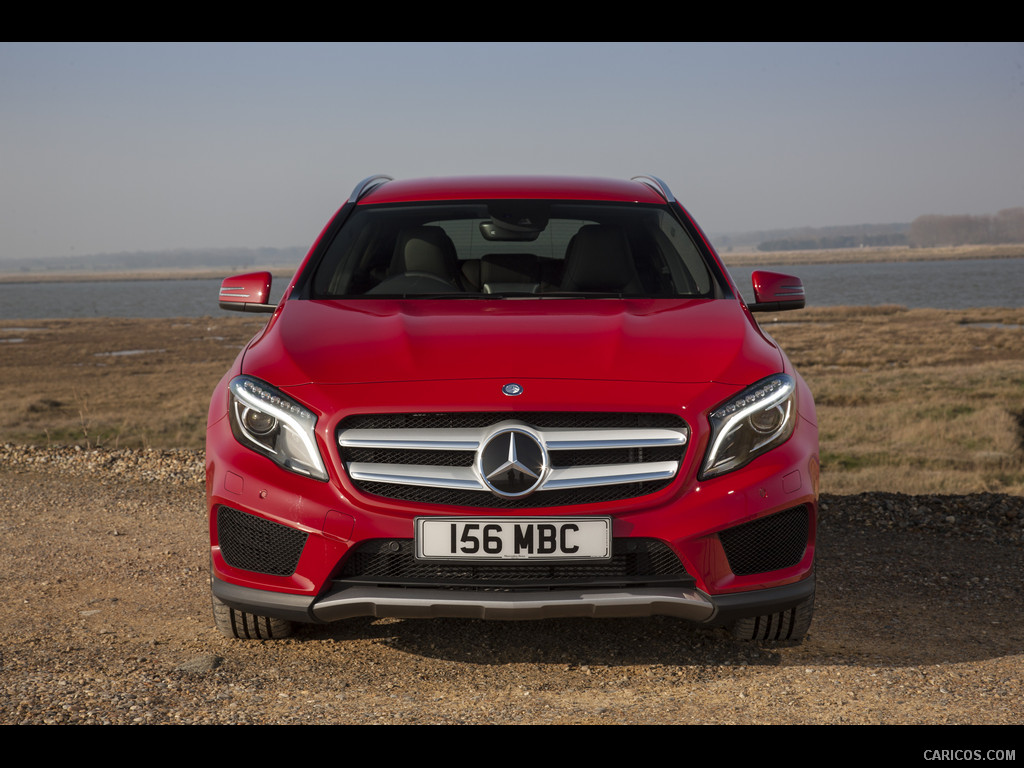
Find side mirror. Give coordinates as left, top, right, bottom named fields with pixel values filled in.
left=748, top=270, right=806, bottom=312
left=219, top=272, right=275, bottom=313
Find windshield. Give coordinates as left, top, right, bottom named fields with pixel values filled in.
left=309, top=202, right=718, bottom=299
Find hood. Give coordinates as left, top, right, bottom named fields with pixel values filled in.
left=241, top=298, right=782, bottom=388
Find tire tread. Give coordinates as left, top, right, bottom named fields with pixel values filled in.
left=211, top=591, right=294, bottom=640
left=731, top=593, right=813, bottom=642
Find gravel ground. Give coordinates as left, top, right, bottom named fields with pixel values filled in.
left=2, top=443, right=1022, bottom=726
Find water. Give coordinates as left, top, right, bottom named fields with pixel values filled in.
left=0, top=277, right=284, bottom=320
left=728, top=258, right=1024, bottom=310
left=0, top=259, right=1020, bottom=319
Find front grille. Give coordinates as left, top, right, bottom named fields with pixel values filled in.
left=343, top=445, right=681, bottom=469
left=718, top=506, right=809, bottom=576
left=338, top=412, right=688, bottom=509
left=337, top=537, right=693, bottom=590
left=217, top=506, right=307, bottom=576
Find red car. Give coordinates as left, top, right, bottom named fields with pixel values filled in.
left=208, top=175, right=818, bottom=642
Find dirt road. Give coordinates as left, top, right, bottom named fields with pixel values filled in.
left=2, top=445, right=1021, bottom=725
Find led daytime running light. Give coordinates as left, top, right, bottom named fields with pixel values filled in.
left=240, top=378, right=306, bottom=418
left=712, top=377, right=787, bottom=420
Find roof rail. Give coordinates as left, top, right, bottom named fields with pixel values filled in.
left=631, top=175, right=675, bottom=203
left=348, top=175, right=394, bottom=203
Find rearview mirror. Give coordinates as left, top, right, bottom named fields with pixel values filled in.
left=219, top=272, right=275, bottom=313
left=748, top=270, right=806, bottom=312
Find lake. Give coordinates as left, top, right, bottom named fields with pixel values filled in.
left=0, top=258, right=1020, bottom=319
left=728, top=258, right=1023, bottom=310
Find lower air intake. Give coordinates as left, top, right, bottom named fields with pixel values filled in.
left=718, top=506, right=809, bottom=576
left=217, top=506, right=307, bottom=576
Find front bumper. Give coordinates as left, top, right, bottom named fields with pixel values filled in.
left=207, top=376, right=819, bottom=627
left=212, top=572, right=815, bottom=625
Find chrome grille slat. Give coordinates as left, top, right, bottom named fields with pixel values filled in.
left=544, top=462, right=680, bottom=489
left=539, top=428, right=687, bottom=450
left=347, top=463, right=481, bottom=489
left=338, top=426, right=687, bottom=452
left=339, top=429, right=482, bottom=451
left=347, top=460, right=681, bottom=492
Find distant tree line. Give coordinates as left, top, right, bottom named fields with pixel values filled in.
left=908, top=208, right=1024, bottom=247
left=758, top=233, right=908, bottom=251
left=6, top=247, right=306, bottom=274
left=755, top=207, right=1024, bottom=251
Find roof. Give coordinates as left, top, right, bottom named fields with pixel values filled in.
left=355, top=176, right=670, bottom=205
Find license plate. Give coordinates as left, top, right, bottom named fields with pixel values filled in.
left=415, top=517, right=611, bottom=561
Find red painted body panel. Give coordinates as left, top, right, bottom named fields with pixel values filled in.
left=239, top=298, right=783, bottom=388
left=359, top=176, right=667, bottom=205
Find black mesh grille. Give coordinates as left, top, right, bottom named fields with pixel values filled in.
left=338, top=538, right=692, bottom=589
left=549, top=445, right=682, bottom=466
left=217, top=506, right=307, bottom=576
left=340, top=412, right=686, bottom=430
left=718, top=506, right=809, bottom=576
left=344, top=447, right=474, bottom=467
left=353, top=480, right=673, bottom=508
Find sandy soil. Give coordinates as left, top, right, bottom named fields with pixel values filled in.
left=1, top=453, right=1022, bottom=726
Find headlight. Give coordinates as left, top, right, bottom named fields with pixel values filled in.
left=228, top=376, right=328, bottom=481
left=700, top=374, right=796, bottom=479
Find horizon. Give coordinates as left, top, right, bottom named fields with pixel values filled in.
left=2, top=42, right=1022, bottom=264
left=7, top=215, right=923, bottom=266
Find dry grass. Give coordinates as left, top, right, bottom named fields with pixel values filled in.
left=1, top=306, right=1022, bottom=495
left=0, top=316, right=267, bottom=450
left=759, top=305, right=1024, bottom=494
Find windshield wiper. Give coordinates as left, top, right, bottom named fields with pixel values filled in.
left=350, top=291, right=630, bottom=300
left=408, top=292, right=492, bottom=299
left=533, top=291, right=626, bottom=298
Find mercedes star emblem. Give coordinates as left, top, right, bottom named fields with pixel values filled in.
left=476, top=426, right=547, bottom=498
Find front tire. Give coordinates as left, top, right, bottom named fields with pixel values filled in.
left=211, top=589, right=294, bottom=640
left=731, top=592, right=814, bottom=642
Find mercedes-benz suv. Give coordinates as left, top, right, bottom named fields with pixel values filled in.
left=208, top=175, right=819, bottom=642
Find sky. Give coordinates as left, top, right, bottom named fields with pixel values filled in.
left=2, top=42, right=1022, bottom=262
